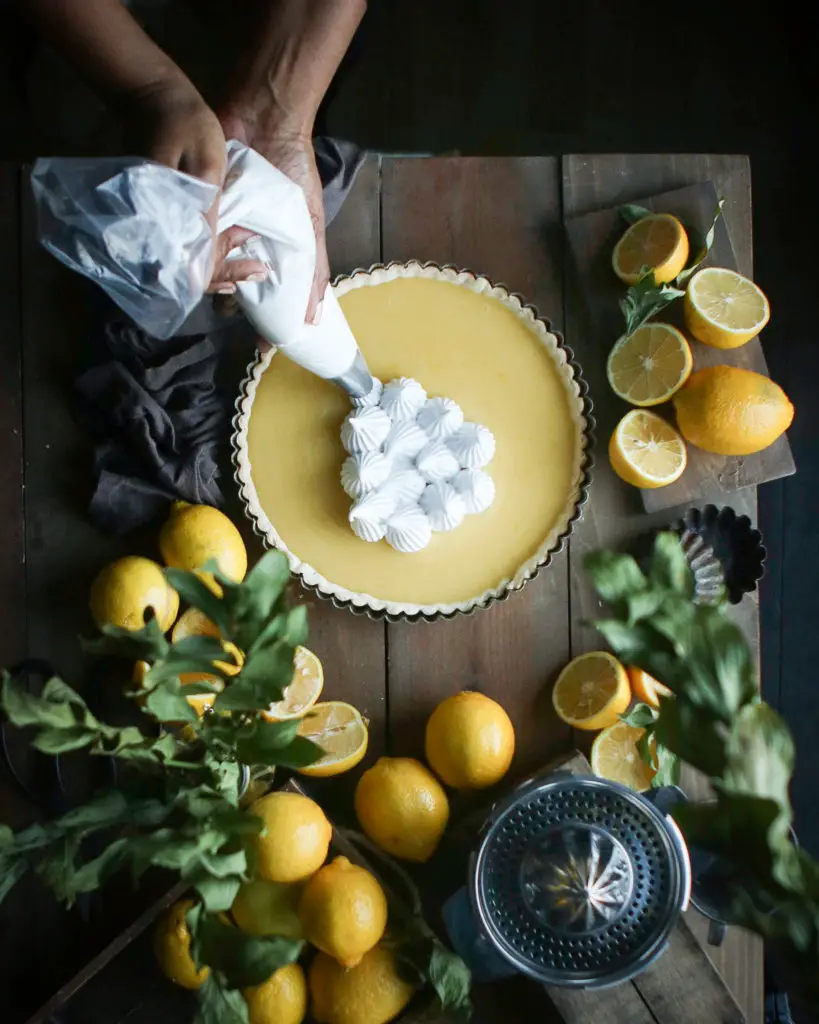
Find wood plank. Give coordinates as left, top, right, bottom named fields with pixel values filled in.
left=565, top=180, right=794, bottom=513
left=562, top=155, right=762, bottom=1024
left=0, top=165, right=26, bottom=671
left=380, top=157, right=574, bottom=779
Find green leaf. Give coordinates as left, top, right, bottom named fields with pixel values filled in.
left=676, top=197, right=725, bottom=286
left=650, top=533, right=694, bottom=598
left=32, top=726, right=96, bottom=754
left=652, top=745, right=681, bottom=788
left=194, top=873, right=243, bottom=914
left=618, top=274, right=686, bottom=337
left=191, top=909, right=303, bottom=988
left=0, top=856, right=26, bottom=904
left=583, top=550, right=647, bottom=605
left=82, top=616, right=169, bottom=662
left=621, top=702, right=658, bottom=729
left=214, top=641, right=295, bottom=713
left=653, top=698, right=726, bottom=778
left=194, top=975, right=249, bottom=1024
left=626, top=589, right=665, bottom=624
left=619, top=203, right=653, bottom=225
left=144, top=678, right=199, bottom=724
left=1, top=672, right=83, bottom=729
left=68, top=839, right=130, bottom=897
left=592, top=619, right=661, bottom=663
left=224, top=552, right=292, bottom=652
left=427, top=943, right=473, bottom=1019
left=164, top=568, right=231, bottom=637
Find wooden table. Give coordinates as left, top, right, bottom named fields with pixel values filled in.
left=0, top=155, right=762, bottom=1024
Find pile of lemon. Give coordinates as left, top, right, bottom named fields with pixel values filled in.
left=551, top=651, right=670, bottom=791
left=608, top=214, right=793, bottom=489
left=154, top=690, right=517, bottom=1024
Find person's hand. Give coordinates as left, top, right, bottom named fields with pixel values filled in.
left=128, top=80, right=268, bottom=293
left=220, top=108, right=329, bottom=324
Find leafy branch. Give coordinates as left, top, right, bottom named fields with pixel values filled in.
left=586, top=533, right=819, bottom=1003
left=616, top=198, right=725, bottom=337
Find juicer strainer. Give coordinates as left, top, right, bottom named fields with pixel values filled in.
left=445, top=771, right=691, bottom=990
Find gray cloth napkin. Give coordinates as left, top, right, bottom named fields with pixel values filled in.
left=74, top=138, right=365, bottom=534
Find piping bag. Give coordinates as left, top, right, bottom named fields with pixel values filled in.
left=31, top=141, right=379, bottom=402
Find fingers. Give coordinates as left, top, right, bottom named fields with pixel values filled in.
left=207, top=259, right=267, bottom=294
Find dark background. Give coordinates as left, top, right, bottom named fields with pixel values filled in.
left=0, top=0, right=816, bottom=1014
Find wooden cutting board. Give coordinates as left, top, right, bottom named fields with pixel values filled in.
left=565, top=180, right=795, bottom=512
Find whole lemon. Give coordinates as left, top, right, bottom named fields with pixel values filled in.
left=309, top=945, right=415, bottom=1024
left=354, top=757, right=449, bottom=863
left=153, top=899, right=209, bottom=990
left=425, top=691, right=515, bottom=790
left=672, top=365, right=794, bottom=456
left=299, top=857, right=387, bottom=967
left=232, top=878, right=305, bottom=939
left=250, top=791, right=332, bottom=884
left=159, top=501, right=247, bottom=591
left=90, top=556, right=179, bottom=633
left=244, top=962, right=307, bottom=1024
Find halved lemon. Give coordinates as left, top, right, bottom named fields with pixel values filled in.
left=606, top=323, right=693, bottom=406
left=171, top=607, right=244, bottom=682
left=609, top=409, right=687, bottom=489
left=552, top=652, right=631, bottom=731
left=684, top=267, right=770, bottom=349
left=131, top=658, right=224, bottom=718
left=612, top=214, right=689, bottom=285
left=591, top=721, right=657, bottom=791
left=627, top=666, right=673, bottom=709
left=263, top=647, right=324, bottom=722
left=296, top=701, right=368, bottom=778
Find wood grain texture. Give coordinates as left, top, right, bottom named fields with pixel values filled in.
left=0, top=165, right=25, bottom=670
left=380, top=157, right=574, bottom=778
left=565, top=179, right=794, bottom=512
left=562, top=155, right=762, bottom=1024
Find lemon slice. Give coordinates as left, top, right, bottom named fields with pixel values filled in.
left=591, top=721, right=657, bottom=791
left=626, top=666, right=673, bottom=709
left=296, top=701, right=369, bottom=777
left=609, top=409, right=687, bottom=489
left=684, top=267, right=770, bottom=349
left=263, top=646, right=324, bottom=722
left=131, top=658, right=224, bottom=718
left=606, top=323, right=693, bottom=406
left=612, top=214, right=689, bottom=285
left=552, top=652, right=631, bottom=731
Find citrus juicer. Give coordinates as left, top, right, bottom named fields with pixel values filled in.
left=443, top=771, right=691, bottom=990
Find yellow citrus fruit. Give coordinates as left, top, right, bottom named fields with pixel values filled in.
left=627, top=666, right=673, bottom=709
left=244, top=962, right=307, bottom=1024
left=612, top=213, right=689, bottom=285
left=354, top=757, right=449, bottom=863
left=609, top=409, right=687, bottom=489
left=132, top=655, right=224, bottom=719
left=309, top=945, right=415, bottom=1024
left=171, top=607, right=244, bottom=678
left=591, top=721, right=657, bottom=791
left=263, top=647, right=324, bottom=721
left=250, top=791, right=332, bottom=883
left=153, top=899, right=209, bottom=990
left=552, top=652, right=631, bottom=730
left=684, top=267, right=770, bottom=348
left=425, top=691, right=515, bottom=790
left=90, top=556, right=179, bottom=633
left=295, top=701, right=368, bottom=778
left=299, top=856, right=387, bottom=967
left=606, top=323, right=693, bottom=406
left=672, top=365, right=794, bottom=456
left=231, top=878, right=305, bottom=939
left=159, top=501, right=247, bottom=593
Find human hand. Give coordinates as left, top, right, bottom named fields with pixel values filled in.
left=220, top=108, right=329, bottom=324
left=128, top=80, right=267, bottom=294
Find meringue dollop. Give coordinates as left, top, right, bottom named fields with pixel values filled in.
left=385, top=504, right=433, bottom=553
left=341, top=406, right=392, bottom=456
left=452, top=468, right=496, bottom=515
left=420, top=481, right=466, bottom=532
left=380, top=377, right=427, bottom=422
left=446, top=422, right=496, bottom=469
left=340, top=451, right=391, bottom=500
left=416, top=396, right=464, bottom=441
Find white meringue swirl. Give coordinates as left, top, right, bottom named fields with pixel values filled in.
left=447, top=422, right=496, bottom=469
left=420, top=481, right=466, bottom=532
left=452, top=468, right=496, bottom=515
left=340, top=451, right=391, bottom=500
left=416, top=441, right=460, bottom=483
left=348, top=489, right=396, bottom=542
left=385, top=419, right=428, bottom=461
left=380, top=377, right=427, bottom=422
left=416, top=397, right=464, bottom=441
left=383, top=467, right=427, bottom=509
left=341, top=406, right=392, bottom=456
left=385, top=504, right=432, bottom=553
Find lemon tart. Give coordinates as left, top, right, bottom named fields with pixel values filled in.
left=233, top=262, right=592, bottom=619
